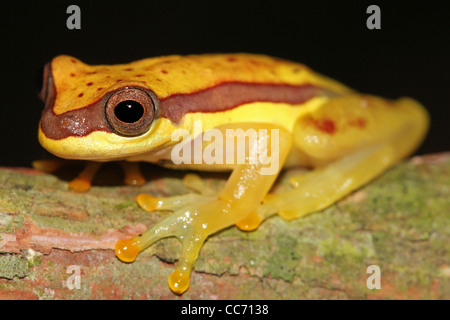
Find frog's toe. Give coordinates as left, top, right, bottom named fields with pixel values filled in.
left=119, top=161, right=146, bottom=186
left=137, top=193, right=214, bottom=212
left=32, top=159, right=68, bottom=173
left=136, top=194, right=160, bottom=211
left=123, top=173, right=146, bottom=186
left=168, top=232, right=206, bottom=294
left=235, top=212, right=263, bottom=231
left=169, top=269, right=191, bottom=295
left=68, top=177, right=92, bottom=192
left=67, top=162, right=102, bottom=192
left=115, top=238, right=140, bottom=263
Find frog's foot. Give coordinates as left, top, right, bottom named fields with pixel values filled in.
left=122, top=173, right=221, bottom=294
left=235, top=212, right=263, bottom=231
left=116, top=197, right=222, bottom=295
left=136, top=173, right=217, bottom=212
left=116, top=168, right=281, bottom=294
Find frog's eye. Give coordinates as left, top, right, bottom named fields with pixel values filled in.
left=105, top=88, right=156, bottom=137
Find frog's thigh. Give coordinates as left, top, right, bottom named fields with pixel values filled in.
left=266, top=143, right=395, bottom=219
left=266, top=96, right=428, bottom=220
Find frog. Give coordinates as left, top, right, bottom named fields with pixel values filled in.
left=36, top=53, right=429, bottom=294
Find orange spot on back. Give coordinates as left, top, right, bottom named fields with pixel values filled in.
left=349, top=117, right=367, bottom=129
left=314, top=118, right=336, bottom=134
left=78, top=93, right=84, bottom=97
left=86, top=82, right=93, bottom=86
left=70, top=73, right=76, bottom=77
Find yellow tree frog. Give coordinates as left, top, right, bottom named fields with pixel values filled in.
left=37, top=53, right=429, bottom=294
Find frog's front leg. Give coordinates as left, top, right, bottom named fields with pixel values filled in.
left=32, top=159, right=102, bottom=192
left=69, top=161, right=146, bottom=191
left=33, top=159, right=146, bottom=192
left=115, top=124, right=293, bottom=294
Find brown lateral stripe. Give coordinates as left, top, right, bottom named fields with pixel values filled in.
left=160, top=82, right=325, bottom=124
left=40, top=81, right=331, bottom=140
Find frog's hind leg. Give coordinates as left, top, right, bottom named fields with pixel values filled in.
left=263, top=142, right=397, bottom=219
left=263, top=96, right=429, bottom=220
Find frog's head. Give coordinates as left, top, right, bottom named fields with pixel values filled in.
left=38, top=55, right=180, bottom=161
left=38, top=54, right=353, bottom=161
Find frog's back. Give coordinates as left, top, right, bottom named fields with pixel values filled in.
left=49, top=53, right=352, bottom=115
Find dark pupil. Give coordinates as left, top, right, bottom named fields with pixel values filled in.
left=114, top=100, right=144, bottom=123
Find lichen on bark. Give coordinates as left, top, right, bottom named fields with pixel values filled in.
left=0, top=153, right=449, bottom=299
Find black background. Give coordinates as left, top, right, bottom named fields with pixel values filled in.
left=1, top=0, right=448, bottom=167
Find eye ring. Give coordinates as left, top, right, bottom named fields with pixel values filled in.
left=105, top=87, right=156, bottom=137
